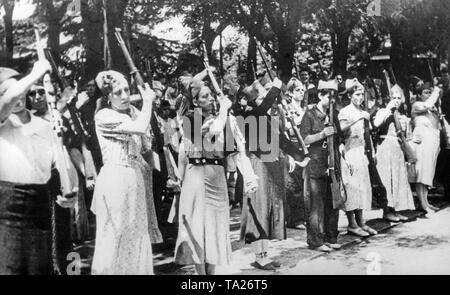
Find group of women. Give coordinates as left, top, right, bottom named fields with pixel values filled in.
left=86, top=62, right=446, bottom=275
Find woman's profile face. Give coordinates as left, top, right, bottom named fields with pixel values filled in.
left=350, top=89, right=365, bottom=106
left=195, top=86, right=214, bottom=111
left=109, top=82, right=131, bottom=111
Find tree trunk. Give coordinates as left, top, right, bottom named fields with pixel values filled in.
left=2, top=0, right=14, bottom=67
left=276, top=31, right=296, bottom=83
left=331, top=29, right=350, bottom=76
left=46, top=2, right=61, bottom=63
left=81, top=0, right=104, bottom=81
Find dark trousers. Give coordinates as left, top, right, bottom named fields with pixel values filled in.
left=436, top=149, right=450, bottom=201
left=286, top=167, right=306, bottom=227
left=306, top=176, right=339, bottom=248
left=0, top=181, right=52, bottom=275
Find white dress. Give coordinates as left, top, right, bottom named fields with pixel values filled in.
left=339, top=104, right=372, bottom=211
left=374, top=109, right=415, bottom=211
left=91, top=107, right=162, bottom=275
left=411, top=103, right=441, bottom=186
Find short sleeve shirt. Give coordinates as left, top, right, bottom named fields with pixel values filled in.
left=300, top=106, right=328, bottom=178
left=0, top=111, right=55, bottom=184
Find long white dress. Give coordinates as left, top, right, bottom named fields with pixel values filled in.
left=339, top=104, right=372, bottom=211
left=91, top=107, right=162, bottom=275
left=411, top=103, right=441, bottom=187
left=374, top=109, right=415, bottom=211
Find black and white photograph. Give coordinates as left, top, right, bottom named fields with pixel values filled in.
left=1, top=0, right=450, bottom=280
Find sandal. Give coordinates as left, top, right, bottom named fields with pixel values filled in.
left=383, top=213, right=400, bottom=222
left=310, top=245, right=332, bottom=252
left=360, top=225, right=378, bottom=235
left=395, top=213, right=409, bottom=222
left=251, top=261, right=276, bottom=271
left=347, top=227, right=370, bottom=237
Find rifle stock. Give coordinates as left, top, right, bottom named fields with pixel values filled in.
left=382, top=69, right=417, bottom=163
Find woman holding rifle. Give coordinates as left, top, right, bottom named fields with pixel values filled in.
left=91, top=70, right=162, bottom=275
left=339, top=78, right=377, bottom=237
left=373, top=85, right=416, bottom=220
left=174, top=72, right=257, bottom=275
left=410, top=81, right=442, bottom=213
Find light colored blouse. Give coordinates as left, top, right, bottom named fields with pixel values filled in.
left=0, top=111, right=55, bottom=184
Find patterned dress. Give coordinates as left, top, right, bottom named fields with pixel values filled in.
left=91, top=107, right=162, bottom=275
left=338, top=103, right=372, bottom=211
left=374, top=109, right=415, bottom=211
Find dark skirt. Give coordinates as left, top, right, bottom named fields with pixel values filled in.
left=240, top=154, right=286, bottom=243
left=0, top=181, right=53, bottom=275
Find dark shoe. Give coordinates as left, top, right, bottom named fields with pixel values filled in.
left=251, top=261, right=276, bottom=271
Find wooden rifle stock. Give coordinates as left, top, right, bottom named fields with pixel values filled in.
left=382, top=69, right=417, bottom=163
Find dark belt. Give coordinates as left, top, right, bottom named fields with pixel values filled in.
left=189, top=157, right=225, bottom=166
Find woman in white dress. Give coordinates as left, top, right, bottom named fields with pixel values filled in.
left=373, top=90, right=416, bottom=220
left=339, top=79, right=377, bottom=237
left=410, top=82, right=442, bottom=214
left=91, top=71, right=162, bottom=275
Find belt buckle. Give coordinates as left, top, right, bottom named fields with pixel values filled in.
left=322, top=141, right=328, bottom=149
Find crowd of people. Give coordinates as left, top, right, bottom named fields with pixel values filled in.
left=1, top=53, right=450, bottom=275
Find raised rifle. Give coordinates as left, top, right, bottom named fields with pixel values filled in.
left=251, top=60, right=257, bottom=81
left=201, top=41, right=219, bottom=115
left=45, top=49, right=97, bottom=180
left=427, top=58, right=450, bottom=149
left=382, top=67, right=417, bottom=163
left=35, top=25, right=79, bottom=275
left=115, top=28, right=145, bottom=87
left=327, top=92, right=344, bottom=209
left=254, top=38, right=310, bottom=167
left=34, top=26, right=78, bottom=197
left=362, top=76, right=388, bottom=209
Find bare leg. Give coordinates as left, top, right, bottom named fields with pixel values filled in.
left=415, top=183, right=432, bottom=212
left=356, top=209, right=377, bottom=235
left=346, top=211, right=359, bottom=228
left=195, top=264, right=206, bottom=275
left=205, top=263, right=215, bottom=275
